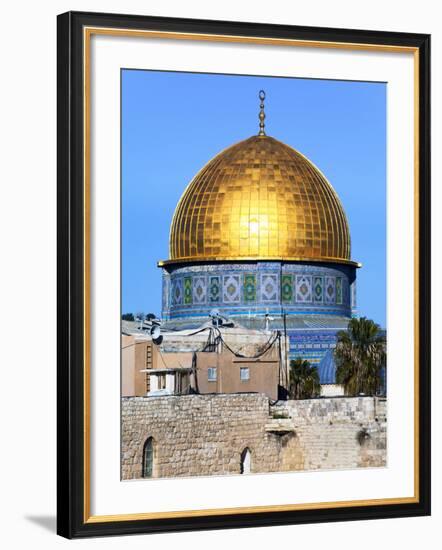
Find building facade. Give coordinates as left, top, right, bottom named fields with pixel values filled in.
left=122, top=327, right=281, bottom=400
left=122, top=329, right=284, bottom=400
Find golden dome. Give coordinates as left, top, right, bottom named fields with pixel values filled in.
left=164, top=134, right=354, bottom=266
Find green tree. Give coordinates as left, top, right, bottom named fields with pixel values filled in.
left=335, top=317, right=386, bottom=396
left=289, top=358, right=321, bottom=400
left=122, top=312, right=134, bottom=321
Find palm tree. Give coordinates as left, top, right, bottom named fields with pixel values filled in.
left=335, top=317, right=386, bottom=396
left=289, top=358, right=321, bottom=400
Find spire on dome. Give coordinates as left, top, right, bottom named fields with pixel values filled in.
left=258, top=90, right=266, bottom=136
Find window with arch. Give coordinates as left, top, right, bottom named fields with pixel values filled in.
left=240, top=447, right=251, bottom=474
left=142, top=437, right=154, bottom=478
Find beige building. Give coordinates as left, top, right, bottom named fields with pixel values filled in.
left=147, top=347, right=280, bottom=401
left=320, top=383, right=345, bottom=397
left=193, top=349, right=279, bottom=400
left=121, top=334, right=156, bottom=397
left=122, top=324, right=282, bottom=400
left=146, top=351, right=193, bottom=397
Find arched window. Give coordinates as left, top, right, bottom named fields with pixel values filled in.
left=240, top=448, right=251, bottom=474
left=142, top=437, right=154, bottom=478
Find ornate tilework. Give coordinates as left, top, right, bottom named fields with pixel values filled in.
left=162, top=276, right=170, bottom=312
left=171, top=278, right=183, bottom=306
left=184, top=276, right=192, bottom=305
left=193, top=276, right=207, bottom=304
left=336, top=277, right=343, bottom=305
left=164, top=261, right=354, bottom=321
left=261, top=274, right=278, bottom=302
left=325, top=276, right=335, bottom=304
left=281, top=274, right=293, bottom=303
left=209, top=276, right=220, bottom=303
left=296, top=275, right=312, bottom=303
left=313, top=276, right=323, bottom=303
left=223, top=275, right=240, bottom=303
left=351, top=281, right=357, bottom=311
left=243, top=274, right=257, bottom=302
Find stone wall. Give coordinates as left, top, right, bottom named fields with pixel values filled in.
left=121, top=394, right=386, bottom=480
left=270, top=396, right=387, bottom=471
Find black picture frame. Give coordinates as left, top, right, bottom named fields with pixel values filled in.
left=57, top=10, right=431, bottom=539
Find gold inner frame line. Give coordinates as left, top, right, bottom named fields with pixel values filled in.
left=82, top=26, right=420, bottom=524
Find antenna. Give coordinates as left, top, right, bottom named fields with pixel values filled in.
left=209, top=308, right=222, bottom=327
left=265, top=312, right=275, bottom=331
left=136, top=311, right=145, bottom=330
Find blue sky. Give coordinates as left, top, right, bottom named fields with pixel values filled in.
left=122, top=70, right=386, bottom=327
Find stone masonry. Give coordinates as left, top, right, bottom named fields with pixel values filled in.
left=121, top=394, right=386, bottom=480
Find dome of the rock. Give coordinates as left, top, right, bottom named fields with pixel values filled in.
left=158, top=91, right=359, bottom=373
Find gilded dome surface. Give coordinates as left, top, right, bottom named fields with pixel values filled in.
left=166, top=134, right=353, bottom=265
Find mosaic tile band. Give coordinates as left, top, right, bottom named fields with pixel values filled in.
left=162, top=261, right=356, bottom=321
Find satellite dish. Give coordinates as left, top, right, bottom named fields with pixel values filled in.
left=152, top=335, right=163, bottom=345
left=150, top=325, right=161, bottom=340
left=150, top=325, right=163, bottom=345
